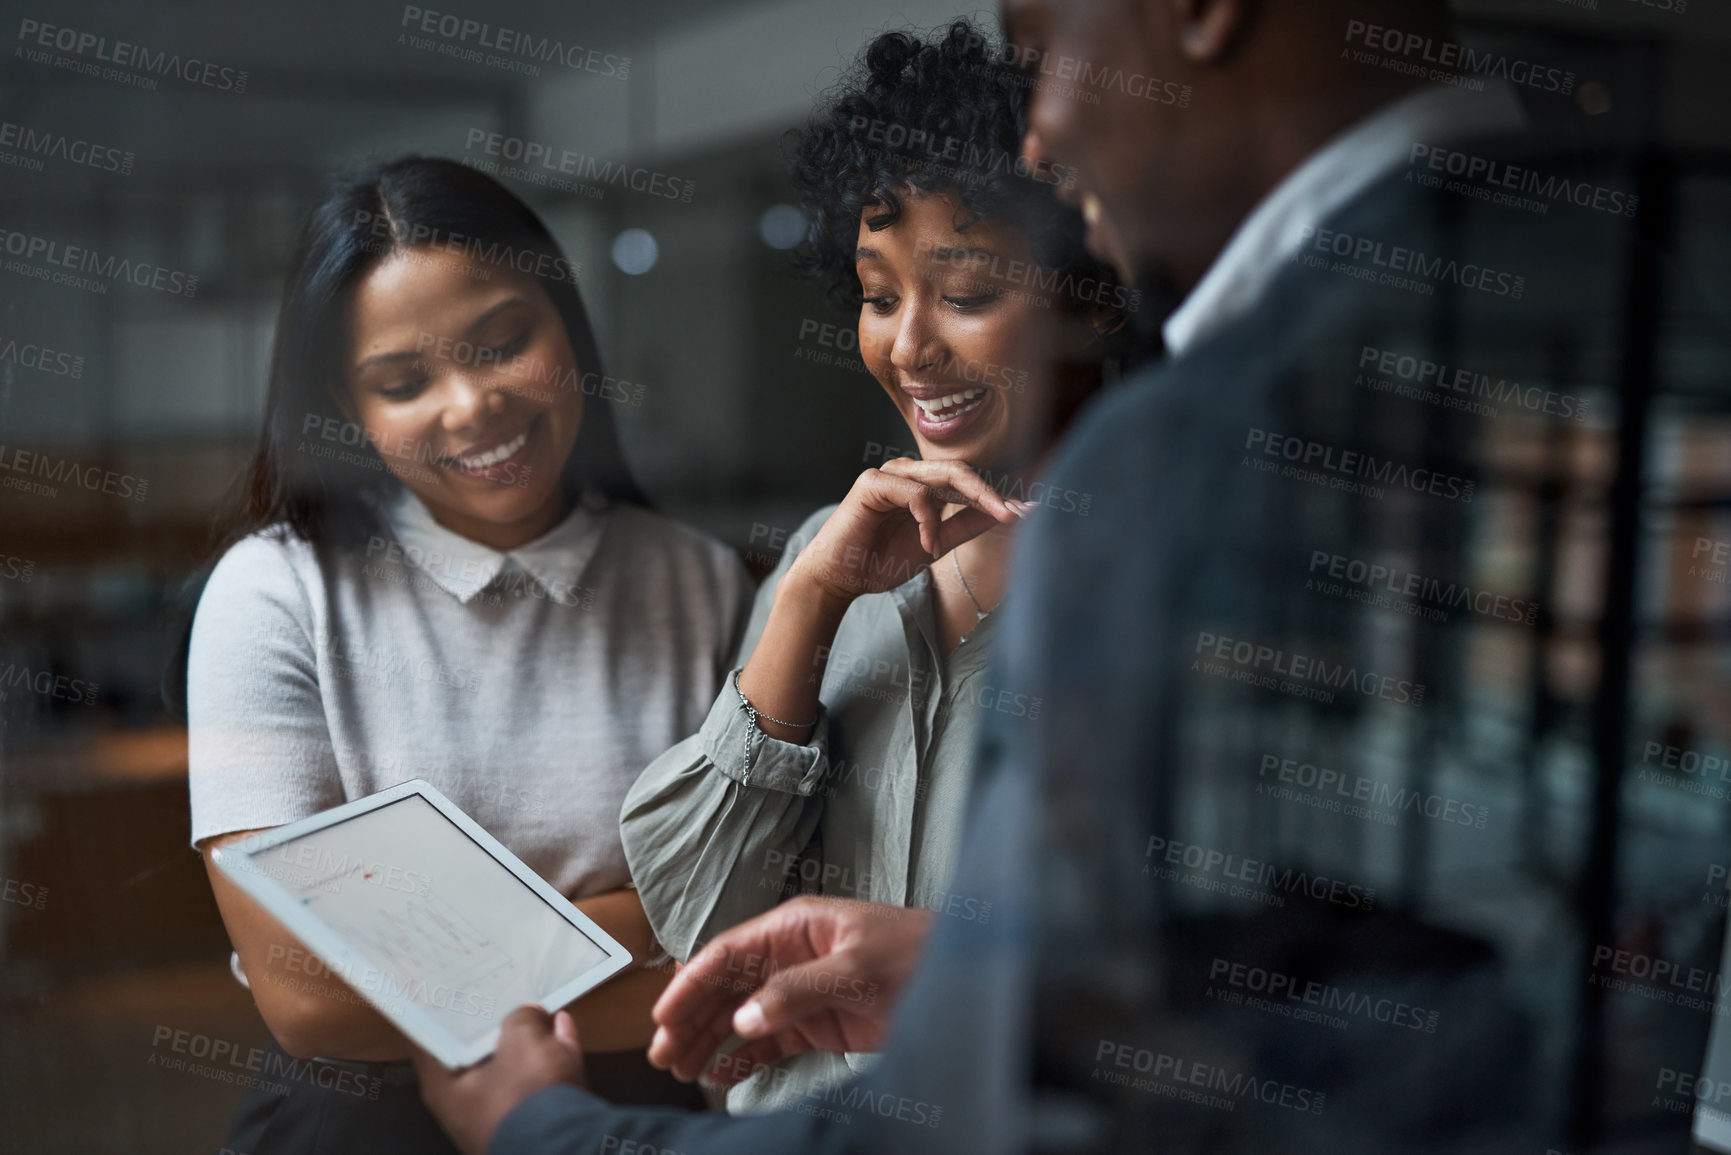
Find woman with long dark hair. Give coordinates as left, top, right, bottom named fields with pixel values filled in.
left=188, top=156, right=746, bottom=1152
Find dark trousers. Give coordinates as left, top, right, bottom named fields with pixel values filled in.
left=217, top=1044, right=707, bottom=1155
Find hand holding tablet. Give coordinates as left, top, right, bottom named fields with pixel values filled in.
left=212, top=780, right=633, bottom=1069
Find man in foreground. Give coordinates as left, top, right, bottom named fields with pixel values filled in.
left=420, top=1, right=1719, bottom=1151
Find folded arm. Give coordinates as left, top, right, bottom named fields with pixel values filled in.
left=621, top=510, right=846, bottom=961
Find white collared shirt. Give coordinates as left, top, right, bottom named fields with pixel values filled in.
left=189, top=488, right=753, bottom=903
left=377, top=486, right=610, bottom=605
left=1162, top=83, right=1528, bottom=360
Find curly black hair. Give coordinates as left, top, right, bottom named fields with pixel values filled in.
left=785, top=19, right=1129, bottom=324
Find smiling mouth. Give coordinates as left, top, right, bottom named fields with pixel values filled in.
left=439, top=424, right=533, bottom=474
left=912, top=388, right=988, bottom=422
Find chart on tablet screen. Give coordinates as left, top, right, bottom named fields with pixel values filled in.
left=259, top=794, right=608, bottom=1041
left=310, top=886, right=516, bottom=991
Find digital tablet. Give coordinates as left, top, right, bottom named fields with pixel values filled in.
left=212, top=779, right=635, bottom=1069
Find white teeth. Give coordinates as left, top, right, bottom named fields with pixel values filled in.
left=454, top=429, right=529, bottom=470
left=913, top=388, right=987, bottom=418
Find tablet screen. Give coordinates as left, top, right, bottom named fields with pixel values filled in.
left=250, top=793, right=610, bottom=1045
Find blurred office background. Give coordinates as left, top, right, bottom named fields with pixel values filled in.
left=1, top=0, right=1731, bottom=1150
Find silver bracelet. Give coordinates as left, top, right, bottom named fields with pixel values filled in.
left=732, top=669, right=817, bottom=777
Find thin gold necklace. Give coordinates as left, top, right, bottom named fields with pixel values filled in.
left=952, top=549, right=992, bottom=624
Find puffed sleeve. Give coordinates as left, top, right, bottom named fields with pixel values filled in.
left=621, top=506, right=839, bottom=960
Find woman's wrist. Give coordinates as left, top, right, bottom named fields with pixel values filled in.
left=777, top=560, right=856, bottom=635
left=735, top=570, right=849, bottom=749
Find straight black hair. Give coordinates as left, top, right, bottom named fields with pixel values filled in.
left=212, top=154, right=648, bottom=558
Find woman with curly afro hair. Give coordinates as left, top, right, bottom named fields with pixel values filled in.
left=622, top=18, right=1148, bottom=1115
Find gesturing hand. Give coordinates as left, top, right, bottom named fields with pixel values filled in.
left=646, top=897, right=934, bottom=1087
left=414, top=1006, right=585, bottom=1155
left=789, top=458, right=1027, bottom=605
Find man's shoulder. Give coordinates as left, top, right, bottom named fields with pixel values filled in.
left=1040, top=132, right=1642, bottom=517
left=1045, top=308, right=1308, bottom=498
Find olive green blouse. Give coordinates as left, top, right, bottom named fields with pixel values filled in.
left=621, top=504, right=1020, bottom=1114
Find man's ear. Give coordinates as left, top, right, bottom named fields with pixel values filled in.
left=1165, top=0, right=1247, bottom=64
